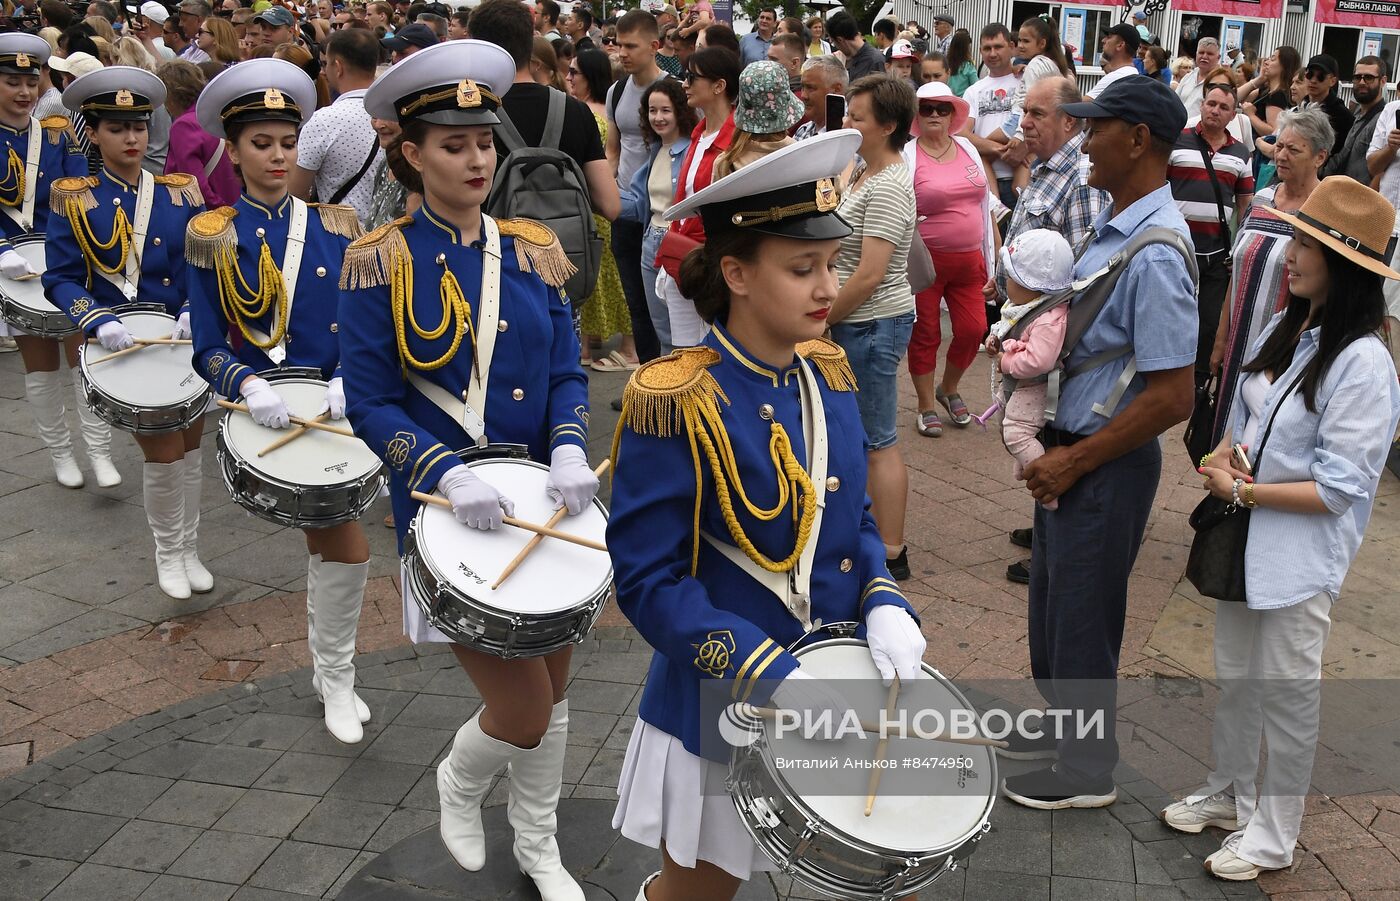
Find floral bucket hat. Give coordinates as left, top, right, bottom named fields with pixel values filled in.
left=733, top=60, right=804, bottom=135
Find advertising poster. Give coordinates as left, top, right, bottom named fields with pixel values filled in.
left=1316, top=0, right=1400, bottom=26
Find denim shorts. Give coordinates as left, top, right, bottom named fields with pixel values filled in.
left=830, top=312, right=915, bottom=451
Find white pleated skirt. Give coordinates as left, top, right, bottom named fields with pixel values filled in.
left=612, top=718, right=775, bottom=881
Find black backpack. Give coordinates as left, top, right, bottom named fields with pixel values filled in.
left=487, top=89, right=602, bottom=301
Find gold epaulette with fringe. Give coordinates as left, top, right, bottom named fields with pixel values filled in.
left=340, top=216, right=411, bottom=291
left=50, top=176, right=97, bottom=216
left=309, top=202, right=364, bottom=240
left=185, top=207, right=237, bottom=269
left=154, top=173, right=204, bottom=207
left=495, top=217, right=576, bottom=289
left=39, top=115, right=75, bottom=146
left=797, top=337, right=858, bottom=392
left=617, top=347, right=726, bottom=439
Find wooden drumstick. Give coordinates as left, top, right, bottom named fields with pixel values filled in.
left=410, top=490, right=608, bottom=552
left=256, top=412, right=332, bottom=457
left=864, top=678, right=901, bottom=816
left=131, top=337, right=192, bottom=345
left=217, top=399, right=356, bottom=437
left=87, top=343, right=149, bottom=366
left=743, top=705, right=1009, bottom=749
left=491, top=458, right=611, bottom=591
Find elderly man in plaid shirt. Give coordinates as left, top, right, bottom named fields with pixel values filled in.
left=983, top=75, right=1107, bottom=586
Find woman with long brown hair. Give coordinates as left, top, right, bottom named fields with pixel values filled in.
left=1240, top=45, right=1300, bottom=138
left=196, top=16, right=241, bottom=67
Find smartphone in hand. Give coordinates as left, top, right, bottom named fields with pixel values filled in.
left=1231, top=443, right=1252, bottom=475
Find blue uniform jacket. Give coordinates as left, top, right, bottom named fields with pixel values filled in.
left=0, top=117, right=86, bottom=249
left=44, top=170, right=203, bottom=333
left=607, top=325, right=917, bottom=761
left=186, top=194, right=359, bottom=398
left=338, top=206, right=589, bottom=548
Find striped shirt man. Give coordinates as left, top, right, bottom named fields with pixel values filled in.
left=1167, top=124, right=1254, bottom=256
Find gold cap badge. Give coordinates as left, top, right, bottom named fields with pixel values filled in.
left=264, top=88, right=286, bottom=109
left=456, top=79, right=481, bottom=108
left=15, top=53, right=30, bottom=68
left=115, top=89, right=133, bottom=107
left=815, top=178, right=838, bottom=212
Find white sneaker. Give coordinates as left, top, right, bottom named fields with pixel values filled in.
left=1204, top=833, right=1266, bottom=881
left=1162, top=792, right=1241, bottom=834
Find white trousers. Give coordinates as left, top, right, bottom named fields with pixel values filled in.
left=656, top=269, right=708, bottom=349
left=1188, top=592, right=1332, bottom=868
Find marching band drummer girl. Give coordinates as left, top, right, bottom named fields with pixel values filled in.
left=185, top=60, right=374, bottom=746
left=338, top=40, right=597, bottom=901
left=43, top=66, right=208, bottom=600
left=606, top=131, right=928, bottom=901
left=0, top=33, right=120, bottom=491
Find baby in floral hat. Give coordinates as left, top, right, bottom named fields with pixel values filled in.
left=984, top=228, right=1074, bottom=508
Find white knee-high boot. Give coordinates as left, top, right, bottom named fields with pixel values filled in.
left=25, top=370, right=82, bottom=488
left=307, top=554, right=371, bottom=725
left=144, top=461, right=190, bottom=599
left=74, top=377, right=120, bottom=487
left=308, top=559, right=368, bottom=743
left=438, top=713, right=522, bottom=871
left=634, top=872, right=660, bottom=900
left=181, top=449, right=213, bottom=593
left=508, top=700, right=584, bottom=901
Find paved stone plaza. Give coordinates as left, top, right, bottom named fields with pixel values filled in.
left=0, top=345, right=1398, bottom=900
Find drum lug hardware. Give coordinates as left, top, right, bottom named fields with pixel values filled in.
left=744, top=796, right=781, bottom=830
left=791, top=818, right=823, bottom=860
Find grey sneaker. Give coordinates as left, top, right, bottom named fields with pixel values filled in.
left=1162, top=792, right=1240, bottom=834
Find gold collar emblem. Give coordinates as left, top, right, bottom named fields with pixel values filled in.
left=264, top=88, right=286, bottom=109
left=14, top=53, right=30, bottom=69
left=456, top=79, right=481, bottom=108
left=814, top=178, right=838, bottom=212
left=115, top=89, right=133, bottom=107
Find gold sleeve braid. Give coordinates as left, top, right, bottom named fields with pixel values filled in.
left=610, top=348, right=817, bottom=577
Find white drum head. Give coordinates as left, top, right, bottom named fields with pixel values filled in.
left=0, top=240, right=51, bottom=313
left=417, top=458, right=611, bottom=616
left=83, top=311, right=206, bottom=407
left=768, top=643, right=995, bottom=854
left=223, top=378, right=383, bottom=486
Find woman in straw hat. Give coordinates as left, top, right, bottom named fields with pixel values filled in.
left=1163, top=176, right=1400, bottom=881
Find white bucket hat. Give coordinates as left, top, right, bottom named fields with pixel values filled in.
left=1000, top=228, right=1074, bottom=294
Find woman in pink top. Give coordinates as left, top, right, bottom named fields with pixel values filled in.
left=158, top=60, right=240, bottom=208
left=900, top=81, right=997, bottom=436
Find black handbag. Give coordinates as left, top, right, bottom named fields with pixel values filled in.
left=1185, top=368, right=1306, bottom=602
left=1183, top=372, right=1219, bottom=463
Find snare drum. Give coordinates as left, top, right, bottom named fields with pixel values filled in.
left=729, top=639, right=995, bottom=900
left=78, top=309, right=211, bottom=434
left=404, top=456, right=611, bottom=658
left=217, top=372, right=387, bottom=528
left=0, top=238, right=74, bottom=337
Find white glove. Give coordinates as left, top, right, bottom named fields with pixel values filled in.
left=171, top=310, right=192, bottom=340
left=241, top=377, right=291, bottom=429
left=318, top=376, right=346, bottom=420
left=545, top=445, right=599, bottom=515
left=866, top=605, right=926, bottom=687
left=0, top=249, right=36, bottom=279
left=95, top=321, right=135, bottom=351
left=763, top=669, right=851, bottom=739
left=438, top=463, right=515, bottom=530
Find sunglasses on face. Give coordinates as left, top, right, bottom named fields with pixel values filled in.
left=683, top=70, right=706, bottom=83
left=1203, top=82, right=1233, bottom=95
left=1354, top=72, right=1383, bottom=82
left=1304, top=70, right=1332, bottom=81
left=567, top=67, right=579, bottom=77
left=197, top=27, right=212, bottom=35
left=918, top=101, right=954, bottom=117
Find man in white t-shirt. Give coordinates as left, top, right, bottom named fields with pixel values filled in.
left=1175, top=38, right=1220, bottom=119
left=961, top=24, right=1020, bottom=210
left=1086, top=24, right=1140, bottom=100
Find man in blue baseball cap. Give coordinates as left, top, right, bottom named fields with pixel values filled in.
left=999, top=74, right=1198, bottom=812
left=252, top=4, right=295, bottom=46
